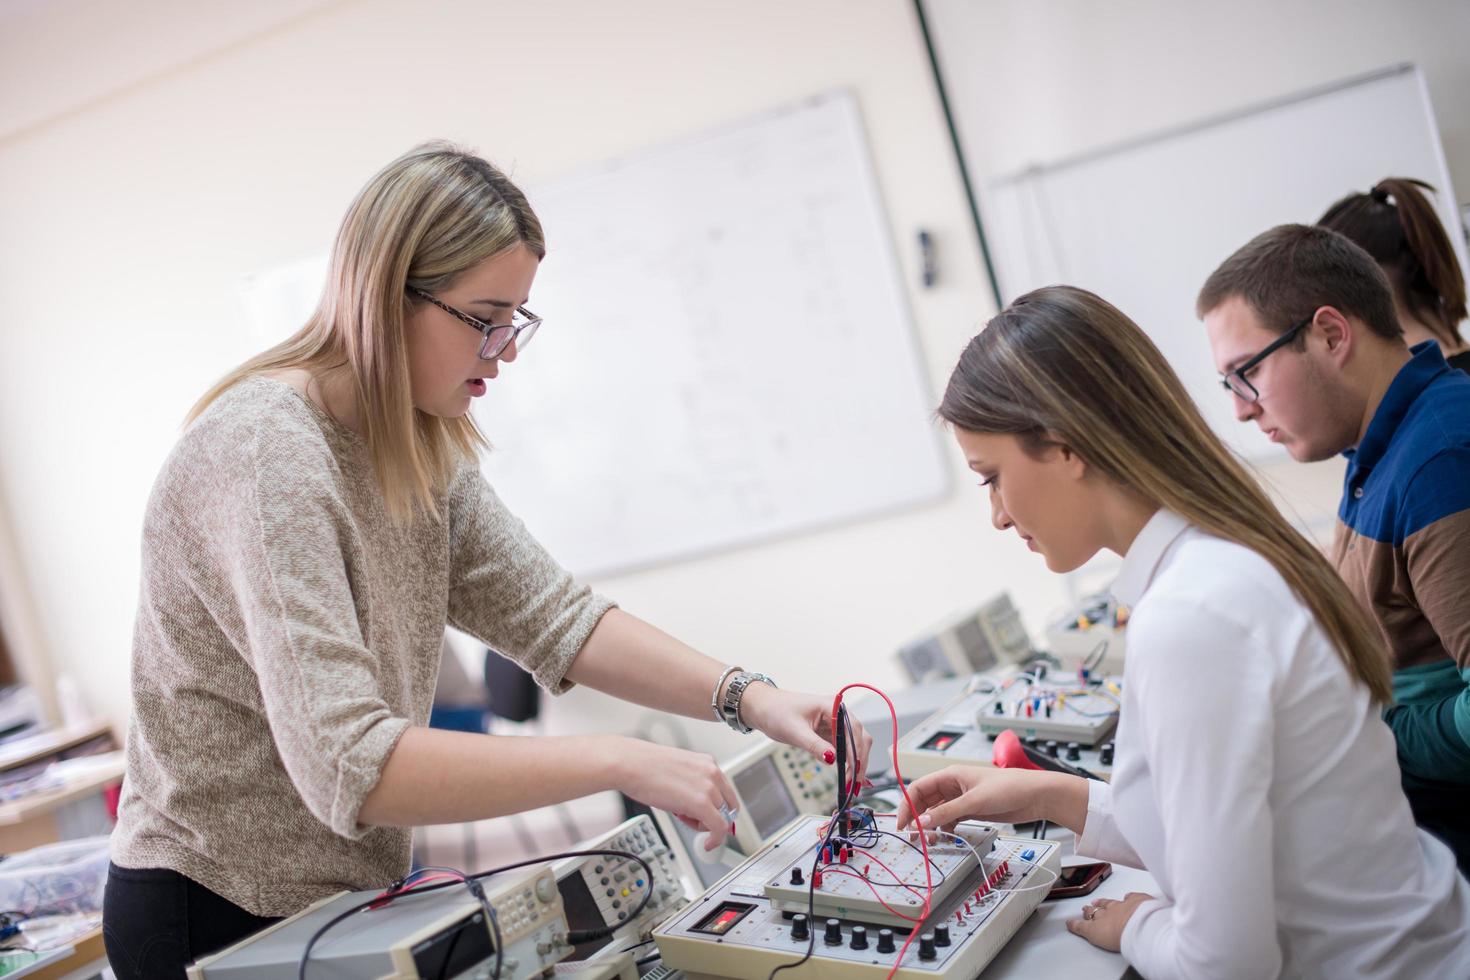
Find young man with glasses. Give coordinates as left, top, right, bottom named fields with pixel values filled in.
left=1197, top=223, right=1470, bottom=871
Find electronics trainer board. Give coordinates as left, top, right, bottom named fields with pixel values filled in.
left=897, top=670, right=1119, bottom=780
left=654, top=812, right=1061, bottom=979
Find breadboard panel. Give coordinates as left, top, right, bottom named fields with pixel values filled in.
left=897, top=683, right=1117, bottom=779
left=653, top=814, right=1062, bottom=980
left=762, top=813, right=995, bottom=927
left=974, top=676, right=1118, bottom=745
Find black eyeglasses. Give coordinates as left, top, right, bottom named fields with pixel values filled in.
left=407, top=286, right=542, bottom=361
left=1219, top=315, right=1313, bottom=403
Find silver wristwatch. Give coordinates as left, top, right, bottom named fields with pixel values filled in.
left=718, top=671, right=778, bottom=733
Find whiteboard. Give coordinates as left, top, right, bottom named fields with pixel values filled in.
left=238, top=92, right=950, bottom=578
left=953, top=64, right=1466, bottom=460
left=476, top=91, right=948, bottom=576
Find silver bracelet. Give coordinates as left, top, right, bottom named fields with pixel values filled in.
left=710, top=665, right=742, bottom=723
left=720, top=671, right=778, bottom=733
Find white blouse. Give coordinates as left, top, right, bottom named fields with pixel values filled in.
left=1076, top=509, right=1470, bottom=979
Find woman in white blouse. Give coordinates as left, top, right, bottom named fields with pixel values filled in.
left=895, top=285, right=1470, bottom=979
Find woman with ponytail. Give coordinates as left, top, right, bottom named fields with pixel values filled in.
left=894, top=286, right=1470, bottom=979
left=1320, top=177, right=1469, bottom=371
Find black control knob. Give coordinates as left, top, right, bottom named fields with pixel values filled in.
left=1023, top=735, right=1038, bottom=751
left=790, top=867, right=804, bottom=886
left=824, top=918, right=842, bottom=946
left=993, top=700, right=1004, bottom=714
left=850, top=926, right=868, bottom=950
left=1100, top=741, right=1115, bottom=766
left=1066, top=741, right=1082, bottom=762
left=790, top=914, right=809, bottom=942
left=876, top=928, right=895, bottom=954
left=933, top=925, right=951, bottom=947
left=918, top=932, right=937, bottom=961
left=1044, top=739, right=1060, bottom=756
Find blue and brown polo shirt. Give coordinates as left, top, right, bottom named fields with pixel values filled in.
left=1332, top=341, right=1470, bottom=785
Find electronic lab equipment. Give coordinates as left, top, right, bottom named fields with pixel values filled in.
left=553, top=815, right=688, bottom=962
left=721, top=737, right=842, bottom=853
left=896, top=593, right=1033, bottom=684
left=1045, top=593, right=1128, bottom=673
left=848, top=676, right=970, bottom=778
left=655, top=807, right=741, bottom=893
left=896, top=671, right=1119, bottom=780
left=972, top=671, right=1118, bottom=746
left=550, top=951, right=640, bottom=980
left=654, top=737, right=842, bottom=892
left=653, top=812, right=1061, bottom=979
left=187, top=864, right=569, bottom=980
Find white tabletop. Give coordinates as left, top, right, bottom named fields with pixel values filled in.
left=984, top=856, right=1153, bottom=978
left=981, top=821, right=1155, bottom=979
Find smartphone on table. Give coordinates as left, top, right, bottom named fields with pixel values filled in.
left=1044, top=861, right=1112, bottom=900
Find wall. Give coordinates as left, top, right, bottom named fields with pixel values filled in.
left=924, top=0, right=1470, bottom=193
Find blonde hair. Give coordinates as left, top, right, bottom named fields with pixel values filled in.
left=190, top=141, right=544, bottom=521
left=938, top=285, right=1393, bottom=703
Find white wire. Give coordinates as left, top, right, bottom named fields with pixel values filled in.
left=936, top=831, right=1060, bottom=896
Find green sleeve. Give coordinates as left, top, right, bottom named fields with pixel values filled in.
left=1385, top=665, right=1470, bottom=785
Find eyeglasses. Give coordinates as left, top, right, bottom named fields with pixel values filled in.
left=407, top=286, right=542, bottom=360
left=1219, top=315, right=1312, bottom=403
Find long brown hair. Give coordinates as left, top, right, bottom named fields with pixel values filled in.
left=938, top=285, right=1392, bottom=702
left=1319, top=178, right=1467, bottom=349
left=189, top=141, right=544, bottom=522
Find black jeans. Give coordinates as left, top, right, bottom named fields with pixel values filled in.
left=102, top=864, right=280, bottom=980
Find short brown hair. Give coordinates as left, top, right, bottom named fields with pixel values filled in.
left=1196, top=224, right=1402, bottom=342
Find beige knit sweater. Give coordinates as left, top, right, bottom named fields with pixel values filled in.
left=110, top=376, right=614, bottom=916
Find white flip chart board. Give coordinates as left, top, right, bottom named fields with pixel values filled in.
left=476, top=91, right=948, bottom=576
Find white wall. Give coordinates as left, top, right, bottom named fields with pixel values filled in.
left=0, top=0, right=1462, bottom=762
left=925, top=0, right=1470, bottom=194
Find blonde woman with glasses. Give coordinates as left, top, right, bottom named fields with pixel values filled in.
left=894, top=286, right=1470, bottom=979
left=103, top=142, right=870, bottom=980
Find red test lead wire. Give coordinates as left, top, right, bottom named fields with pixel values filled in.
left=830, top=683, right=934, bottom=980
